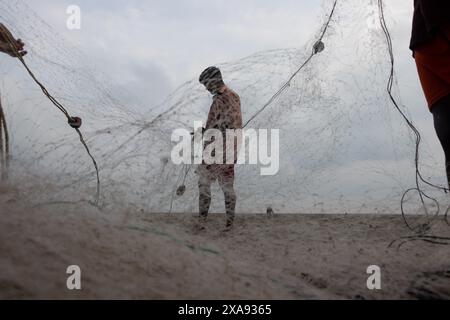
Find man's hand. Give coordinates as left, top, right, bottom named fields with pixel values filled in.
left=0, top=24, right=27, bottom=58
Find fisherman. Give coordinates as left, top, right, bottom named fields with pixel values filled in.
left=410, top=0, right=450, bottom=189
left=197, top=66, right=243, bottom=230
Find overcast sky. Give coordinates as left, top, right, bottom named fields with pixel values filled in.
left=17, top=3, right=424, bottom=100
left=13, top=0, right=437, bottom=159
left=21, top=0, right=321, bottom=106
left=20, top=0, right=438, bottom=151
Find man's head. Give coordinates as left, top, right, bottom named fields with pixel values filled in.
left=199, top=66, right=225, bottom=94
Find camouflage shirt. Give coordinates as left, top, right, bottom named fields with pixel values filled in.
left=204, top=86, right=242, bottom=164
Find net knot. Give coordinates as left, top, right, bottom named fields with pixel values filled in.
left=68, top=116, right=82, bottom=129
left=176, top=185, right=186, bottom=196
left=313, top=40, right=325, bottom=54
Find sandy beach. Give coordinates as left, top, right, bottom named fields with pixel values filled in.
left=1, top=183, right=450, bottom=300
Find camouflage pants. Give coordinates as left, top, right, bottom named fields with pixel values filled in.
left=197, top=164, right=236, bottom=226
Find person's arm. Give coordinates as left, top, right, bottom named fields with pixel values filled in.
left=417, top=0, right=450, bottom=33
left=190, top=99, right=217, bottom=139
left=205, top=98, right=219, bottom=130
left=0, top=23, right=27, bottom=58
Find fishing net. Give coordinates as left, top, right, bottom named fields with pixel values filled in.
left=0, top=0, right=448, bottom=216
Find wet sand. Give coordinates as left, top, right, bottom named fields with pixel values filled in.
left=1, top=184, right=450, bottom=300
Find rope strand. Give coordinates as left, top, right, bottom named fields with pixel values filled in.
left=243, top=0, right=338, bottom=128
left=0, top=93, right=8, bottom=181
left=0, top=27, right=100, bottom=205
left=378, top=0, right=450, bottom=233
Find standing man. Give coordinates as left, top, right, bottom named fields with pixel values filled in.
left=197, top=66, right=242, bottom=230
left=410, top=1, right=450, bottom=189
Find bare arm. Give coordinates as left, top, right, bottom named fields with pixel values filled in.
left=205, top=98, right=219, bottom=130
left=0, top=23, right=27, bottom=58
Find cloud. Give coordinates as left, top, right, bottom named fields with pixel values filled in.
left=13, top=0, right=444, bottom=165
left=22, top=0, right=321, bottom=104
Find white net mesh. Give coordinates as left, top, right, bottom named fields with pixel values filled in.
left=0, top=0, right=447, bottom=215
